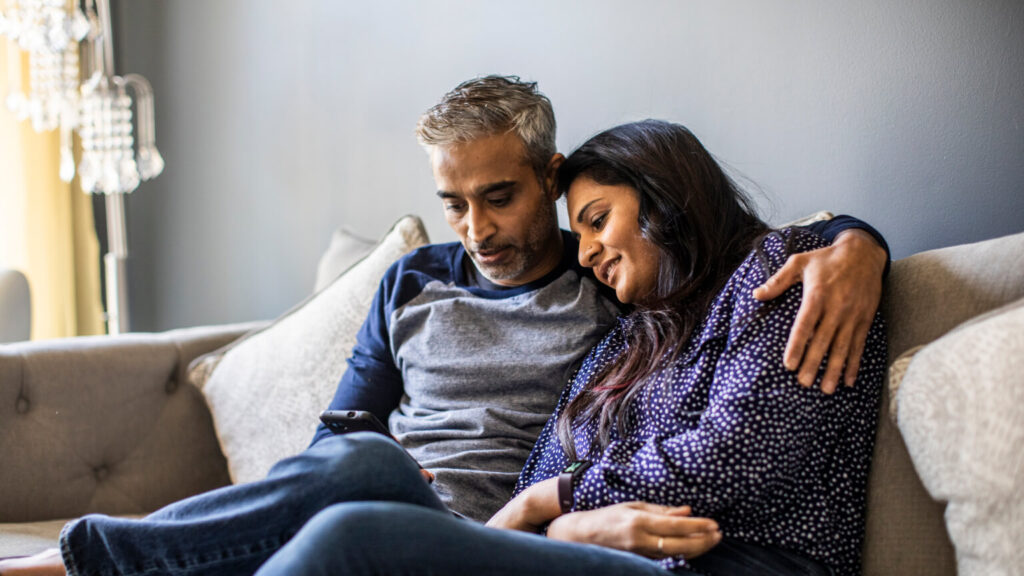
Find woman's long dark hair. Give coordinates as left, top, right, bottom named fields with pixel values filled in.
left=557, top=119, right=768, bottom=457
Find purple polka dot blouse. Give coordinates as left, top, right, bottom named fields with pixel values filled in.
left=515, top=228, right=886, bottom=575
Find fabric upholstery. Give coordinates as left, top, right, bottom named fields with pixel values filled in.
left=862, top=230, right=1024, bottom=576
left=0, top=323, right=255, bottom=524
left=313, top=227, right=377, bottom=293
left=193, top=216, right=429, bottom=484
left=884, top=231, right=1024, bottom=358
left=898, top=298, right=1024, bottom=575
left=886, top=345, right=923, bottom=422
left=780, top=210, right=834, bottom=228
left=0, top=519, right=73, bottom=557
left=0, top=268, right=31, bottom=343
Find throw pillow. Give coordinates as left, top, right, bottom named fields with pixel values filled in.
left=191, top=215, right=430, bottom=484
left=885, top=344, right=924, bottom=422
left=314, top=227, right=377, bottom=293
left=781, top=210, right=834, bottom=228
left=896, top=297, right=1024, bottom=576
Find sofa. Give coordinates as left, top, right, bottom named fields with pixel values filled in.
left=1, top=217, right=1022, bottom=575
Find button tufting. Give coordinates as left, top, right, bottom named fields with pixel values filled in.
left=165, top=380, right=178, bottom=394
left=15, top=396, right=30, bottom=414
left=94, top=466, right=110, bottom=482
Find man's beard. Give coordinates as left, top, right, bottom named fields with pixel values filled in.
left=469, top=206, right=558, bottom=283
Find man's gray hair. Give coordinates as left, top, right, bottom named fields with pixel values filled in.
left=416, top=75, right=556, bottom=177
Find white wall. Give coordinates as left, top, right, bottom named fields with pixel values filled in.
left=113, top=0, right=1024, bottom=331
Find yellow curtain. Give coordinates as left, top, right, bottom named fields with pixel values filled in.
left=0, top=48, right=104, bottom=340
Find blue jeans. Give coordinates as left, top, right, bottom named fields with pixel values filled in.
left=59, top=433, right=442, bottom=576
left=254, top=502, right=834, bottom=576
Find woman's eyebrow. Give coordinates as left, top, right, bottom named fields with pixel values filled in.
left=575, top=199, right=600, bottom=224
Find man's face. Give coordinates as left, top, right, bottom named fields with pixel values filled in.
left=431, top=132, right=563, bottom=287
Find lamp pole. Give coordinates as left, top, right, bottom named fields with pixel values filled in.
left=96, top=0, right=129, bottom=334
left=103, top=193, right=130, bottom=334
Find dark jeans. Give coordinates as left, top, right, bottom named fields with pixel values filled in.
left=60, top=431, right=831, bottom=576
left=255, top=504, right=833, bottom=576
left=59, top=433, right=442, bottom=576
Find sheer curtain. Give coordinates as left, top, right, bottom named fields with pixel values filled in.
left=0, top=49, right=103, bottom=340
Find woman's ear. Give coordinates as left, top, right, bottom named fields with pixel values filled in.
left=544, top=153, right=565, bottom=200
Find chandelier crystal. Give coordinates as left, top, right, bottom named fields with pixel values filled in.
left=2, top=0, right=162, bottom=335
left=1, top=0, right=163, bottom=194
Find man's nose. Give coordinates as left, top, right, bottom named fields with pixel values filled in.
left=466, top=207, right=496, bottom=245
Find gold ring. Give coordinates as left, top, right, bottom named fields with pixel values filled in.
left=657, top=536, right=664, bottom=555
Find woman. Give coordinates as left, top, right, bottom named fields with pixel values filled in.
left=254, top=120, right=886, bottom=576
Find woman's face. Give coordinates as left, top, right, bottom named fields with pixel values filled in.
left=566, top=177, right=662, bottom=305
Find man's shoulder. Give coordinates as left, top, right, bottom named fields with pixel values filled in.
left=372, top=241, right=462, bottom=311
left=388, top=241, right=461, bottom=278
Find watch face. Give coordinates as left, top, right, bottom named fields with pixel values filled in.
left=565, top=461, right=588, bottom=474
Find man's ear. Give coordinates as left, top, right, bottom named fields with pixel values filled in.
left=543, top=153, right=565, bottom=200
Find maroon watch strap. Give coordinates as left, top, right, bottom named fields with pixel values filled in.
left=557, top=460, right=591, bottom=514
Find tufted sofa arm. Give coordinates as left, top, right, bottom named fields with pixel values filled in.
left=0, top=322, right=263, bottom=523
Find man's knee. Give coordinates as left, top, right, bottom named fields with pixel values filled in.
left=305, top=502, right=391, bottom=543
left=304, top=432, right=414, bottom=478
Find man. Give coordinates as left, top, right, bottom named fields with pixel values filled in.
left=1, top=76, right=888, bottom=576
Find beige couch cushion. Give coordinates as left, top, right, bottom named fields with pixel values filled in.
left=864, top=230, right=1024, bottom=576
left=0, top=519, right=71, bottom=556
left=781, top=210, right=833, bottom=228
left=885, top=344, right=923, bottom=422
left=314, top=227, right=377, bottom=293
left=192, top=216, right=429, bottom=484
left=897, top=298, right=1024, bottom=575
left=0, top=516, right=141, bottom=557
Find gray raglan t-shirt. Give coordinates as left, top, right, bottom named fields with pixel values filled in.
left=315, top=232, right=620, bottom=521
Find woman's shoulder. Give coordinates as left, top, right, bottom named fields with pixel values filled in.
left=756, top=226, right=829, bottom=273
left=705, top=228, right=829, bottom=335
left=727, top=227, right=829, bottom=292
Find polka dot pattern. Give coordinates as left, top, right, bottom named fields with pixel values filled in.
left=515, top=229, right=886, bottom=575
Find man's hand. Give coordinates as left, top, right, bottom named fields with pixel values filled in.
left=546, top=502, right=721, bottom=560
left=753, top=228, right=887, bottom=393
left=485, top=478, right=561, bottom=533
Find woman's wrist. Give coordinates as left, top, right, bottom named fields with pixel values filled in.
left=522, top=478, right=563, bottom=529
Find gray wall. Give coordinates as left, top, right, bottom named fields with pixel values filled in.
left=113, top=0, right=1024, bottom=332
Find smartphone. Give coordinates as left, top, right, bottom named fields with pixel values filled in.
left=320, top=409, right=394, bottom=438
left=319, top=410, right=428, bottom=477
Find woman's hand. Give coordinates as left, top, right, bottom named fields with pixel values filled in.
left=546, top=502, right=721, bottom=560
left=485, top=477, right=561, bottom=533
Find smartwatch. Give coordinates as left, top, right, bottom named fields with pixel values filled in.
left=557, top=460, right=591, bottom=514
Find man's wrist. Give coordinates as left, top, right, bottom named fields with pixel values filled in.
left=835, top=228, right=890, bottom=276
left=835, top=229, right=887, bottom=272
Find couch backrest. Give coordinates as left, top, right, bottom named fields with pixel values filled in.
left=0, top=325, right=249, bottom=522
left=0, top=269, right=31, bottom=344
left=863, top=230, right=1024, bottom=575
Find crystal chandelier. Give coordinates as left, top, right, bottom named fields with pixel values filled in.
left=1, top=0, right=163, bottom=334
left=1, top=0, right=163, bottom=193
